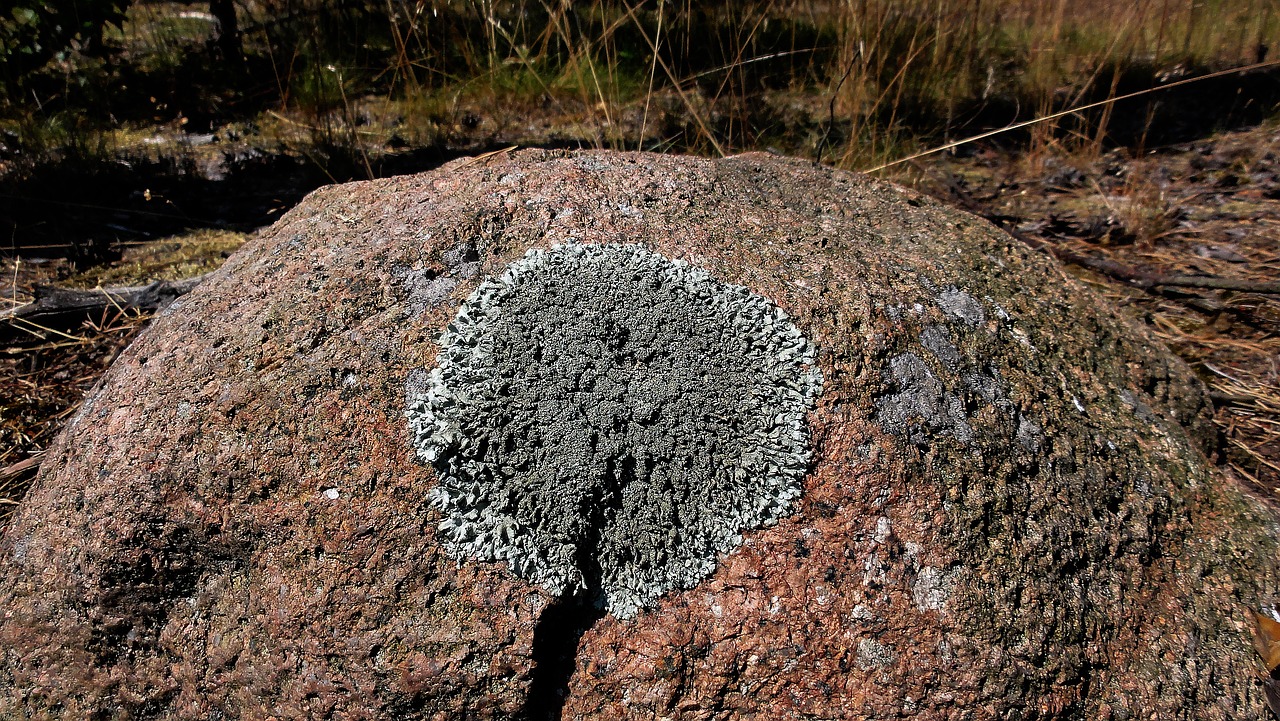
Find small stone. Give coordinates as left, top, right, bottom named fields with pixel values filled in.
left=857, top=638, right=896, bottom=670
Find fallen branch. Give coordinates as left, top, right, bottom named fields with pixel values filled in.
left=1, top=275, right=207, bottom=340
left=933, top=176, right=1280, bottom=297
left=1144, top=274, right=1280, bottom=295
left=1032, top=247, right=1280, bottom=295
left=0, top=451, right=45, bottom=503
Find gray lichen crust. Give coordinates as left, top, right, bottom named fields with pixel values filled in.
left=407, top=243, right=822, bottom=618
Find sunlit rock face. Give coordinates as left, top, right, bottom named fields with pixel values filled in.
left=408, top=243, right=822, bottom=618
left=2, top=149, right=1277, bottom=721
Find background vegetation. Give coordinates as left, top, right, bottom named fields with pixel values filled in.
left=4, top=0, right=1279, bottom=175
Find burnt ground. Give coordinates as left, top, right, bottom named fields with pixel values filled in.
left=2, top=124, right=1279, bottom=526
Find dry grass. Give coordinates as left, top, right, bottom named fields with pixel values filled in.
left=65, top=229, right=249, bottom=287
left=0, top=309, right=148, bottom=527
left=11, top=0, right=1277, bottom=175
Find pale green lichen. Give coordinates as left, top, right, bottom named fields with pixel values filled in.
left=406, top=243, right=822, bottom=618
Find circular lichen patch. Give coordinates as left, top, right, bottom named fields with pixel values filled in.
left=407, top=243, right=822, bottom=617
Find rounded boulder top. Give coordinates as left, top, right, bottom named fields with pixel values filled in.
left=1, top=149, right=1277, bottom=720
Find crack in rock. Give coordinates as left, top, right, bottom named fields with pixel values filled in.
left=406, top=243, right=823, bottom=618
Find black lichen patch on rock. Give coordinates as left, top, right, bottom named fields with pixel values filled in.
left=406, top=243, right=823, bottom=618
left=876, top=352, right=973, bottom=446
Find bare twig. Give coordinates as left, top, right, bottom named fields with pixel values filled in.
left=865, top=58, right=1280, bottom=173
left=1, top=275, right=207, bottom=339
left=0, top=450, right=44, bottom=487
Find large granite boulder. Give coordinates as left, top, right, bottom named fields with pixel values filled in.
left=1, top=149, right=1277, bottom=719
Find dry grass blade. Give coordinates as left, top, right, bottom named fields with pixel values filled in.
left=0, top=449, right=44, bottom=526
left=1206, top=366, right=1280, bottom=415
left=0, top=448, right=44, bottom=496
left=864, top=58, right=1280, bottom=174
left=620, top=0, right=726, bottom=157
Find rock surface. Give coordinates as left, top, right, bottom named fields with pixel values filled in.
left=2, top=149, right=1278, bottom=719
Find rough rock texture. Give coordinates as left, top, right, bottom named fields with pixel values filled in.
left=2, top=149, right=1278, bottom=720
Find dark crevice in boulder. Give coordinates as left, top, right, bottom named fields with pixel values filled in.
left=520, top=594, right=606, bottom=721
left=521, top=464, right=618, bottom=721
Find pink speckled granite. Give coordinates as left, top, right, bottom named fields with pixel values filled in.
left=1, top=150, right=1276, bottom=720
